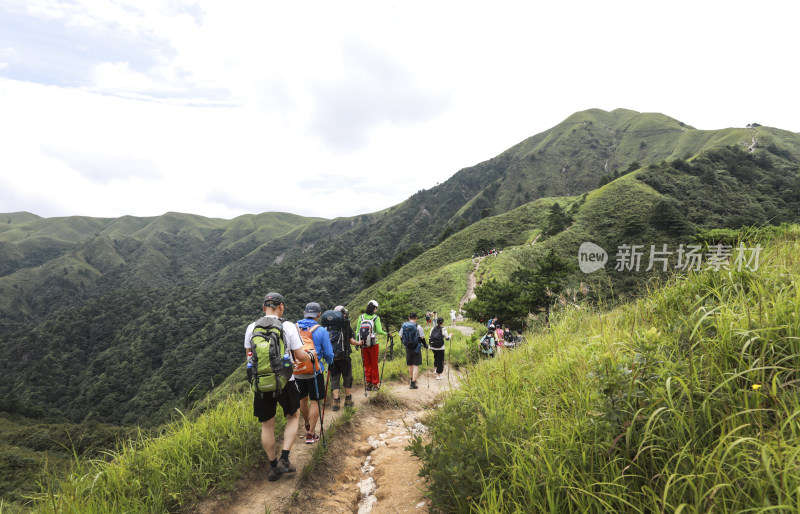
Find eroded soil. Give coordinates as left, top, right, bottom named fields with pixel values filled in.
left=191, top=366, right=460, bottom=514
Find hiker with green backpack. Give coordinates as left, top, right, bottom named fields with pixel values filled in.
left=322, top=305, right=360, bottom=411
left=358, top=300, right=391, bottom=391
left=244, top=292, right=312, bottom=482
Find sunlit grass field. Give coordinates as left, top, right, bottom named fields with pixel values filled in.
left=412, top=226, right=800, bottom=512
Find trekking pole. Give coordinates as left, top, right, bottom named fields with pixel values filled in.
left=321, top=369, right=331, bottom=425
left=447, top=335, right=452, bottom=384
left=379, top=335, right=389, bottom=389
left=426, top=345, right=430, bottom=389
left=312, top=367, right=326, bottom=449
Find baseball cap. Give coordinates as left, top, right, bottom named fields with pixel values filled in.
left=334, top=305, right=349, bottom=315
left=304, top=302, right=322, bottom=318
left=367, top=300, right=379, bottom=309
left=263, top=292, right=284, bottom=306
left=409, top=312, right=418, bottom=319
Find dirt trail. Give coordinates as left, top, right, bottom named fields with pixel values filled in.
left=458, top=256, right=484, bottom=312
left=747, top=129, right=759, bottom=153
left=191, top=367, right=459, bottom=514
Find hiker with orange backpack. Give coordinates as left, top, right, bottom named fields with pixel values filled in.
left=294, top=302, right=334, bottom=444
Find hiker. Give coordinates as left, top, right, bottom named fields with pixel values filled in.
left=425, top=311, right=432, bottom=327
left=479, top=325, right=497, bottom=357
left=295, top=302, right=334, bottom=444
left=400, top=313, right=427, bottom=389
left=429, top=316, right=451, bottom=380
left=325, top=305, right=360, bottom=411
left=243, top=292, right=311, bottom=481
left=358, top=300, right=390, bottom=391
left=495, top=324, right=505, bottom=356
left=450, top=308, right=457, bottom=326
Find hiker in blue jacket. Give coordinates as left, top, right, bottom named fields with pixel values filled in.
left=295, top=302, right=335, bottom=444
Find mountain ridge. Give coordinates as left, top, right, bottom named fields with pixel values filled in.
left=1, top=107, right=799, bottom=428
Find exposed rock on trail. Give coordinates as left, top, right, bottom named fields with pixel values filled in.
left=190, top=369, right=458, bottom=514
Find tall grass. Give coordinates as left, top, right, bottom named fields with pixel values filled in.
left=413, top=226, right=800, bottom=512
left=34, top=392, right=266, bottom=513
left=30, top=329, right=474, bottom=512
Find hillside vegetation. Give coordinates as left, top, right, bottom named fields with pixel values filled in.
left=413, top=225, right=800, bottom=512
left=1, top=108, right=799, bottom=508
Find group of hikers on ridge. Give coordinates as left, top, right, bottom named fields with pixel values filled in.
left=244, top=294, right=454, bottom=481
left=478, top=315, right=525, bottom=357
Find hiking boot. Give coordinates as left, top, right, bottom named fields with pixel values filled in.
left=344, top=395, right=353, bottom=407
left=305, top=432, right=319, bottom=444
left=410, top=381, right=418, bottom=389
left=268, top=466, right=280, bottom=481
left=332, top=397, right=340, bottom=412
left=276, top=458, right=296, bottom=474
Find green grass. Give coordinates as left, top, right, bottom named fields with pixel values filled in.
left=27, top=329, right=476, bottom=512
left=412, top=226, right=800, bottom=512
left=34, top=393, right=266, bottom=513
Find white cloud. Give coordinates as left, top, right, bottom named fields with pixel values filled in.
left=1, top=0, right=799, bottom=220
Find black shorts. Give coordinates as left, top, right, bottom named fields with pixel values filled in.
left=295, top=374, right=327, bottom=401
left=405, top=345, right=422, bottom=366
left=253, top=381, right=301, bottom=423
left=330, top=358, right=353, bottom=390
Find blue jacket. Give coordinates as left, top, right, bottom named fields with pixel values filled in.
left=297, top=318, right=334, bottom=373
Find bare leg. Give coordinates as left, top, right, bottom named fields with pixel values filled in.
left=282, top=412, right=299, bottom=450
left=261, top=418, right=277, bottom=461
left=299, top=397, right=310, bottom=431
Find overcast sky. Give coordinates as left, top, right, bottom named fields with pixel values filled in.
left=1, top=0, right=798, bottom=220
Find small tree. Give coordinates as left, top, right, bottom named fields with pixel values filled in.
left=462, top=279, right=526, bottom=329
left=513, top=249, right=573, bottom=323
left=543, top=202, right=573, bottom=237
left=374, top=290, right=413, bottom=333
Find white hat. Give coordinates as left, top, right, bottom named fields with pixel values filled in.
left=367, top=299, right=379, bottom=309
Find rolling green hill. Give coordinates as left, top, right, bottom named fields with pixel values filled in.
left=1, top=108, right=799, bottom=435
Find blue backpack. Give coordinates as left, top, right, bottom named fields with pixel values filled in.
left=400, top=321, right=419, bottom=349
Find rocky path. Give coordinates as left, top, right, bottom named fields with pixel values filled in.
left=190, top=366, right=460, bottom=514
left=748, top=129, right=759, bottom=153
left=458, top=256, right=484, bottom=313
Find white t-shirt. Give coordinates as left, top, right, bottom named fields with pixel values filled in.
left=428, top=326, right=450, bottom=351
left=450, top=310, right=456, bottom=320
left=244, top=316, right=303, bottom=381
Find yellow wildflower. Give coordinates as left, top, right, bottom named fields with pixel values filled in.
left=752, top=384, right=762, bottom=390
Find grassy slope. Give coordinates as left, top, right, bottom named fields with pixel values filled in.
left=414, top=226, right=800, bottom=513
left=25, top=330, right=478, bottom=513
left=0, top=211, right=321, bottom=316
left=348, top=196, right=574, bottom=317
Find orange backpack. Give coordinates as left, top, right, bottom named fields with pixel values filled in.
left=293, top=323, right=321, bottom=375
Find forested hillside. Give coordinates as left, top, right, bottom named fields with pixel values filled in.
left=1, top=109, right=799, bottom=432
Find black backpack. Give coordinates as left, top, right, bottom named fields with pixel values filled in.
left=429, top=325, right=445, bottom=349
left=321, top=309, right=348, bottom=359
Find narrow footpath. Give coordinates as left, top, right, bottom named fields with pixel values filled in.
left=190, top=359, right=464, bottom=514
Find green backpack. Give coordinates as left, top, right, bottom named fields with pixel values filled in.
left=247, top=317, right=293, bottom=394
